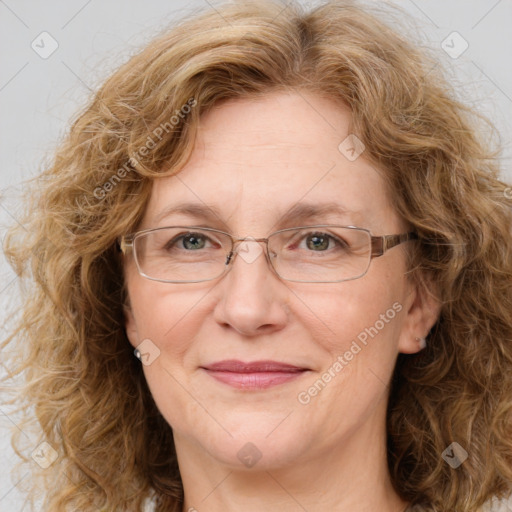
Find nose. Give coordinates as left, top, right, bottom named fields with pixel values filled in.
left=213, top=238, right=289, bottom=337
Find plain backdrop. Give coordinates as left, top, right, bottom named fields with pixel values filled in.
left=1, top=0, right=511, bottom=510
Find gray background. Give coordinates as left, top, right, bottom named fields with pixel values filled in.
left=1, top=0, right=511, bottom=509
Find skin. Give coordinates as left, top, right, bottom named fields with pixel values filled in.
left=124, top=91, right=441, bottom=512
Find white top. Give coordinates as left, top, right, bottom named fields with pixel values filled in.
left=141, top=495, right=512, bottom=511
left=408, top=497, right=512, bottom=512
left=482, top=496, right=512, bottom=511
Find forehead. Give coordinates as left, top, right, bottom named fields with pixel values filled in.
left=142, top=92, right=400, bottom=234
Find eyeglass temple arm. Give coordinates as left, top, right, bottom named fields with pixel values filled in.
left=118, top=236, right=133, bottom=254
left=370, top=232, right=418, bottom=257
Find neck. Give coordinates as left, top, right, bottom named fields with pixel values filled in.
left=175, top=403, right=410, bottom=512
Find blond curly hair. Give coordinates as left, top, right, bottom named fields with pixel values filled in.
left=2, top=1, right=512, bottom=510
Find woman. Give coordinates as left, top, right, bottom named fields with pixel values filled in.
left=2, top=0, right=512, bottom=511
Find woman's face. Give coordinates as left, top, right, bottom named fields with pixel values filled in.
left=124, top=91, right=434, bottom=471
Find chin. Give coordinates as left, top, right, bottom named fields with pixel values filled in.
left=175, top=413, right=310, bottom=471
left=214, top=435, right=307, bottom=472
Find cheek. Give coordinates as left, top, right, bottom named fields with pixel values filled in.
left=294, top=274, right=405, bottom=426
left=304, top=271, right=404, bottom=359
left=127, top=281, right=211, bottom=430
left=127, top=276, right=215, bottom=365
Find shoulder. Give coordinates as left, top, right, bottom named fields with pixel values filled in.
left=481, top=495, right=512, bottom=511
left=408, top=496, right=512, bottom=511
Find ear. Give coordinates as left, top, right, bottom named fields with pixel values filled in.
left=398, top=275, right=441, bottom=354
left=124, top=304, right=140, bottom=349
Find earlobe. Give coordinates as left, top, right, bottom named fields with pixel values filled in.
left=124, top=304, right=139, bottom=348
left=398, top=276, right=441, bottom=355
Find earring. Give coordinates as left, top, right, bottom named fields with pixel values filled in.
left=415, top=337, right=427, bottom=350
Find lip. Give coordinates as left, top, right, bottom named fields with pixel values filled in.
left=203, top=360, right=308, bottom=372
left=201, top=360, right=309, bottom=390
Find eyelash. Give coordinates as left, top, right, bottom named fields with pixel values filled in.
left=165, top=230, right=348, bottom=252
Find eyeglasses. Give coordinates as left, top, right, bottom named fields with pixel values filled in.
left=118, top=225, right=418, bottom=283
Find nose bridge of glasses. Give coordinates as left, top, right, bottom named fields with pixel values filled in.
left=226, top=236, right=272, bottom=266
left=232, top=235, right=268, bottom=247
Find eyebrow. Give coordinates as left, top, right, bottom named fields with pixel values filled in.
left=153, top=201, right=364, bottom=229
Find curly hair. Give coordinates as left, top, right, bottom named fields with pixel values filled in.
left=2, top=0, right=512, bottom=510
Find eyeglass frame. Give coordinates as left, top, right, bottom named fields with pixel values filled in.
left=118, top=224, right=419, bottom=284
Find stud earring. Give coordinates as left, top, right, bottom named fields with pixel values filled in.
left=415, top=337, right=427, bottom=350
